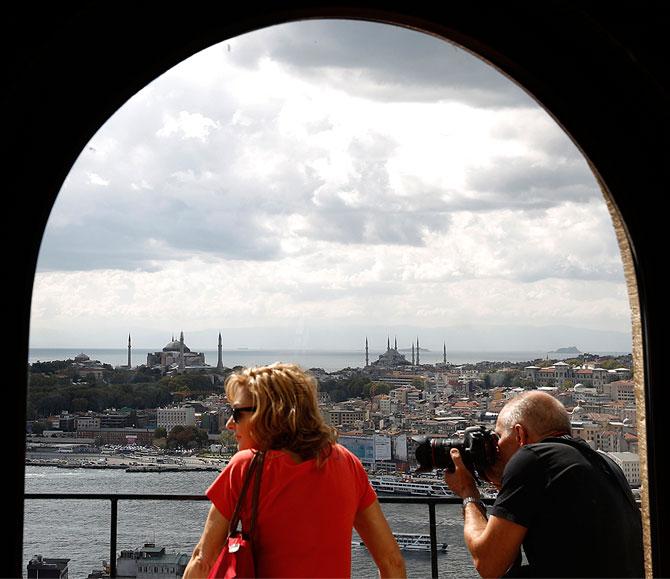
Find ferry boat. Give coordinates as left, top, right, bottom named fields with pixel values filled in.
left=354, top=533, right=448, bottom=553
left=369, top=475, right=455, bottom=497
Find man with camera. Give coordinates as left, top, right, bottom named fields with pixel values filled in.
left=443, top=390, right=644, bottom=578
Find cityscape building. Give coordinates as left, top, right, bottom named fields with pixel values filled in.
left=156, top=407, right=196, bottom=433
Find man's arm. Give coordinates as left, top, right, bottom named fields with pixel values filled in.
left=463, top=510, right=527, bottom=578
left=444, top=449, right=527, bottom=578
left=354, top=500, right=407, bottom=578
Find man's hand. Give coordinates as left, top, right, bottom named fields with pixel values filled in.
left=443, top=448, right=480, bottom=499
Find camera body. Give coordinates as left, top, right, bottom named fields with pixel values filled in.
left=414, top=425, right=498, bottom=481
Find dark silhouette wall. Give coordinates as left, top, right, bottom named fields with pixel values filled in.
left=5, top=3, right=667, bottom=576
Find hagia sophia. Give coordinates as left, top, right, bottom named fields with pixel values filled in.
left=146, top=331, right=224, bottom=374
left=122, top=331, right=226, bottom=375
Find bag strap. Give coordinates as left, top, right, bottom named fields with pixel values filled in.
left=228, top=451, right=264, bottom=534
left=248, top=451, right=265, bottom=536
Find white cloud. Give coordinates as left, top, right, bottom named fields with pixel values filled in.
left=156, top=111, right=221, bottom=141
left=86, top=172, right=110, bottom=186
left=30, top=20, right=632, bottom=350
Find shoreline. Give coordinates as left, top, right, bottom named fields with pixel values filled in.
left=25, top=451, right=227, bottom=473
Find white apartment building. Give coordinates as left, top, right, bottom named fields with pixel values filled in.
left=603, top=380, right=636, bottom=403
left=378, top=396, right=392, bottom=416
left=157, top=407, right=196, bottom=433
left=75, top=416, right=101, bottom=430
left=327, top=409, right=365, bottom=428
left=606, top=451, right=641, bottom=486
left=525, top=363, right=630, bottom=392
left=389, top=386, right=419, bottom=404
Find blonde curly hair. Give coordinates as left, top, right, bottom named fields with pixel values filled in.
left=225, top=363, right=337, bottom=463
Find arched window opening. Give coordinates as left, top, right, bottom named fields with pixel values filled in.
left=23, top=18, right=646, bottom=578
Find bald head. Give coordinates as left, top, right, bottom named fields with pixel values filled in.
left=498, top=391, right=571, bottom=440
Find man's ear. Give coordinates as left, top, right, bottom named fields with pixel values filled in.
left=513, top=424, right=531, bottom=446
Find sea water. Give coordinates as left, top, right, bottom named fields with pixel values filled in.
left=24, top=466, right=477, bottom=578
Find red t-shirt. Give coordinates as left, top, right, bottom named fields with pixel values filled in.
left=206, top=443, right=377, bottom=578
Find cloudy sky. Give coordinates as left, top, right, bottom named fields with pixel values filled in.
left=30, top=20, right=632, bottom=352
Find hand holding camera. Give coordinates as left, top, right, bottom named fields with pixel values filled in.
left=414, top=425, right=498, bottom=481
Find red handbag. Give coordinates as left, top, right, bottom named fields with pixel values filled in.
left=209, top=451, right=265, bottom=579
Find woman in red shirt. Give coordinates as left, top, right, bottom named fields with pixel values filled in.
left=183, top=363, right=406, bottom=578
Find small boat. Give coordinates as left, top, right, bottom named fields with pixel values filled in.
left=354, top=533, right=447, bottom=553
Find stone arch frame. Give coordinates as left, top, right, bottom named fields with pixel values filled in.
left=6, top=3, right=667, bottom=576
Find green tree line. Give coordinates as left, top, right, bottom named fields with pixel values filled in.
left=26, top=379, right=175, bottom=418
left=319, top=375, right=391, bottom=403
left=27, top=361, right=227, bottom=419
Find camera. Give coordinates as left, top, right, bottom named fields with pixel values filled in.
left=414, top=425, right=498, bottom=481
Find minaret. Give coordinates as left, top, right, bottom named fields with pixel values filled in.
left=411, top=342, right=415, bottom=365
left=365, top=337, right=369, bottom=367
left=127, top=334, right=132, bottom=368
left=217, top=332, right=224, bottom=370
left=387, top=336, right=390, bottom=351
left=443, top=342, right=447, bottom=364
left=394, top=337, right=398, bottom=351
left=179, top=331, right=185, bottom=370
left=416, top=337, right=420, bottom=365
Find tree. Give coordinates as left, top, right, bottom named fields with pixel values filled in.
left=71, top=397, right=89, bottom=412
left=559, top=379, right=573, bottom=392
left=167, top=425, right=209, bottom=450
left=154, top=427, right=167, bottom=439
left=30, top=421, right=48, bottom=435
left=219, top=430, right=236, bottom=451
left=411, top=378, right=426, bottom=390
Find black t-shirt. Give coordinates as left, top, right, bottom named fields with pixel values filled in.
left=490, top=437, right=644, bottom=578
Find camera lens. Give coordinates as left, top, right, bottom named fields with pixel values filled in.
left=414, top=437, right=461, bottom=473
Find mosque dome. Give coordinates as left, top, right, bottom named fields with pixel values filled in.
left=75, top=353, right=90, bottom=362
left=163, top=339, right=191, bottom=353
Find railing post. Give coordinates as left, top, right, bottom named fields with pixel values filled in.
left=429, top=502, right=438, bottom=578
left=110, top=497, right=118, bottom=578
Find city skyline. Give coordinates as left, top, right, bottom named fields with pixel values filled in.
left=30, top=20, right=632, bottom=351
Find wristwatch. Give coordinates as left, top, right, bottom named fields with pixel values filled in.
left=462, top=496, right=487, bottom=515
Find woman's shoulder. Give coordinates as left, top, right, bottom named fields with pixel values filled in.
left=229, top=448, right=256, bottom=462
left=225, top=449, right=258, bottom=471
left=329, top=443, right=362, bottom=464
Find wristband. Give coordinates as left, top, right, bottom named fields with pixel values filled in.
left=462, top=496, right=487, bottom=515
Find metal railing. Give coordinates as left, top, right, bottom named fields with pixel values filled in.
left=24, top=493, right=494, bottom=578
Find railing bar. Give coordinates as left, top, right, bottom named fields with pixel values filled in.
left=25, top=493, right=496, bottom=505
left=24, top=493, right=209, bottom=501
left=429, top=503, right=438, bottom=579
left=110, top=498, right=118, bottom=579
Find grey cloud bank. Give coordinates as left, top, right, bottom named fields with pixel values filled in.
left=230, top=20, right=536, bottom=107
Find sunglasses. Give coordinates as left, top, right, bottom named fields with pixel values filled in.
left=231, top=406, right=256, bottom=423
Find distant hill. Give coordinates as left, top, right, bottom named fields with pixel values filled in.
left=549, top=346, right=582, bottom=354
